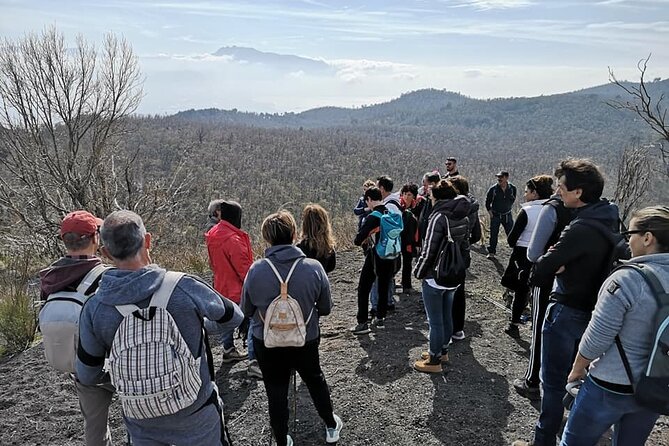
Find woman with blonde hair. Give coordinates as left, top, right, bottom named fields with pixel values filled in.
left=561, top=205, right=669, bottom=445
left=297, top=203, right=336, bottom=273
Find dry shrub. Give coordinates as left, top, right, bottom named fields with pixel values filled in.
left=0, top=252, right=39, bottom=356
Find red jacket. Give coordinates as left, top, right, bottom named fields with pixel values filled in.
left=205, top=220, right=253, bottom=304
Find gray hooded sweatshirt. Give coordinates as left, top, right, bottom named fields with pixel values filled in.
left=76, top=264, right=243, bottom=428
left=241, top=244, right=332, bottom=342
left=580, top=253, right=669, bottom=386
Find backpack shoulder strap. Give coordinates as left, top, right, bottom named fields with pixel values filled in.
left=612, top=262, right=668, bottom=387
left=150, top=271, right=185, bottom=309
left=264, top=258, right=302, bottom=299
left=115, top=271, right=184, bottom=317
left=614, top=263, right=668, bottom=305
left=76, top=264, right=112, bottom=294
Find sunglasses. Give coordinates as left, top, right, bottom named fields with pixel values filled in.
left=620, top=229, right=650, bottom=240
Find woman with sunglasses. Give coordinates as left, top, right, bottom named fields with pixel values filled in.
left=561, top=205, right=669, bottom=445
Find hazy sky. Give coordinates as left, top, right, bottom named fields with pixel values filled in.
left=2, top=0, right=668, bottom=114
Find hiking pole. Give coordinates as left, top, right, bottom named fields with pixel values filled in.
left=291, top=368, right=298, bottom=433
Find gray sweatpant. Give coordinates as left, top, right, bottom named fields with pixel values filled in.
left=75, top=377, right=115, bottom=446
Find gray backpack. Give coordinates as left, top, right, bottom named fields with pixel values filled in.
left=109, top=272, right=203, bottom=420
left=39, top=264, right=111, bottom=373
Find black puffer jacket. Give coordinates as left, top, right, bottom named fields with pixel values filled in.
left=414, top=196, right=471, bottom=280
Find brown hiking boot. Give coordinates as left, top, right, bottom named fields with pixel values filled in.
left=414, top=357, right=443, bottom=373
left=420, top=351, right=449, bottom=363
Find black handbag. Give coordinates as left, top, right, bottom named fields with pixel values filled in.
left=432, top=215, right=466, bottom=288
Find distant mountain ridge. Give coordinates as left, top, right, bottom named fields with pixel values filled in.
left=213, top=46, right=332, bottom=73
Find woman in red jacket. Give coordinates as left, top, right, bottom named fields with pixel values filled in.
left=205, top=199, right=255, bottom=367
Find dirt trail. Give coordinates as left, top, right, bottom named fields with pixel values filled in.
left=0, top=247, right=667, bottom=445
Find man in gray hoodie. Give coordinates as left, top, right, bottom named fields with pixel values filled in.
left=76, top=210, right=243, bottom=446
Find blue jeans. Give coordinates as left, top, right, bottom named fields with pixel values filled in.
left=248, top=319, right=257, bottom=360
left=560, top=375, right=659, bottom=446
left=534, top=303, right=591, bottom=446
left=421, top=281, right=455, bottom=357
left=488, top=212, right=514, bottom=254
left=370, top=276, right=394, bottom=311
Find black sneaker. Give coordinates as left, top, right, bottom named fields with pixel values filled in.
left=351, top=323, right=371, bottom=335
left=513, top=378, right=540, bottom=400
left=505, top=324, right=520, bottom=338
left=374, top=318, right=385, bottom=329
left=368, top=308, right=377, bottom=322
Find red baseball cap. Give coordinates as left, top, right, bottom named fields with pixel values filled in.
left=60, top=210, right=103, bottom=238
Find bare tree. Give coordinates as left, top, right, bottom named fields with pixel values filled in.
left=0, top=27, right=190, bottom=251
left=613, top=144, right=652, bottom=223
left=608, top=55, right=669, bottom=177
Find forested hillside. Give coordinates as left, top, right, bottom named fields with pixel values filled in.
left=128, top=80, right=669, bottom=255
left=2, top=80, right=668, bottom=260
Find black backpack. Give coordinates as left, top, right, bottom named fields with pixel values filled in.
left=613, top=263, right=669, bottom=415
left=570, top=218, right=630, bottom=276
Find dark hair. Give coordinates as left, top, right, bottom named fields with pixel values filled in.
left=376, top=176, right=394, bottom=193
left=208, top=199, right=243, bottom=229
left=400, top=183, right=419, bottom=197
left=554, top=158, right=604, bottom=203
left=527, top=175, right=554, bottom=200
left=261, top=210, right=296, bottom=246
left=631, top=205, right=669, bottom=252
left=431, top=179, right=458, bottom=200
left=62, top=233, right=95, bottom=252
left=100, top=210, right=146, bottom=260
left=424, top=171, right=441, bottom=184
left=364, top=186, right=382, bottom=202
left=448, top=175, right=469, bottom=195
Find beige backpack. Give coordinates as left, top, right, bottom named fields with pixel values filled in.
left=260, top=258, right=313, bottom=348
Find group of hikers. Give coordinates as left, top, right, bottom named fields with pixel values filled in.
left=36, top=156, right=668, bottom=446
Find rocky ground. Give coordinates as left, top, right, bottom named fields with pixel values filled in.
left=0, top=245, right=667, bottom=445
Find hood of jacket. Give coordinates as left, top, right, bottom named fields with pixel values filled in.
left=96, top=264, right=166, bottom=306
left=39, top=256, right=102, bottom=299
left=432, top=195, right=471, bottom=220
left=573, top=199, right=620, bottom=229
left=264, top=244, right=306, bottom=263
left=205, top=219, right=247, bottom=243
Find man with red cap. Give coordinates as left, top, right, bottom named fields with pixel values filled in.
left=40, top=210, right=116, bottom=446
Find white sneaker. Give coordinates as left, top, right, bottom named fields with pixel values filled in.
left=451, top=331, right=465, bottom=341
left=286, top=434, right=294, bottom=446
left=325, top=413, right=343, bottom=443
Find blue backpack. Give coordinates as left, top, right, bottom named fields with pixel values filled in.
left=370, top=210, right=403, bottom=259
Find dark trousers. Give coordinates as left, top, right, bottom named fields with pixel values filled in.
left=488, top=212, right=514, bottom=254
left=357, top=251, right=394, bottom=323
left=509, top=247, right=532, bottom=324
left=254, top=338, right=336, bottom=446
left=401, top=251, right=413, bottom=289
left=451, top=279, right=466, bottom=333
left=523, top=284, right=551, bottom=387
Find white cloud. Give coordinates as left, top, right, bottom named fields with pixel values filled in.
left=447, top=0, right=534, bottom=10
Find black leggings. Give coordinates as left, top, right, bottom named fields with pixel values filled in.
left=254, top=338, right=336, bottom=446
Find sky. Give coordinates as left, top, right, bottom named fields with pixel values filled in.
left=1, top=0, right=669, bottom=114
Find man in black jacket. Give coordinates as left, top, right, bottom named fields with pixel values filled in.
left=351, top=186, right=395, bottom=334
left=513, top=159, right=622, bottom=446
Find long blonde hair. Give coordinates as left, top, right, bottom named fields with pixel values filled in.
left=300, top=204, right=336, bottom=258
